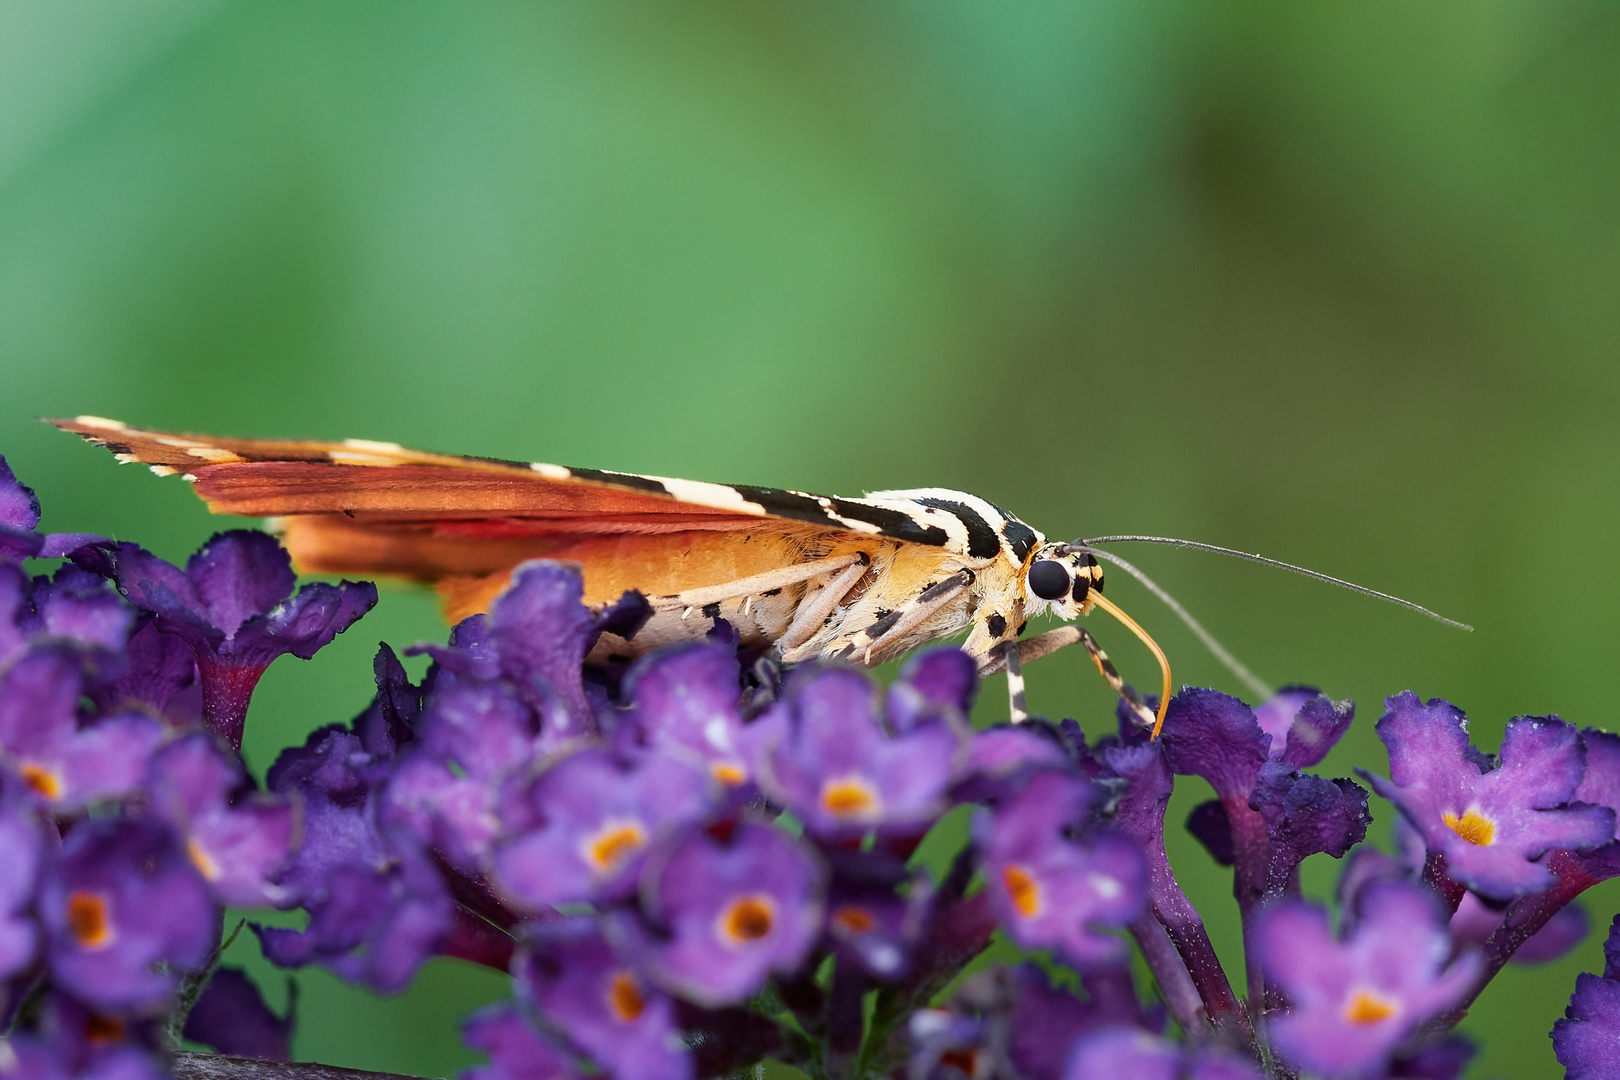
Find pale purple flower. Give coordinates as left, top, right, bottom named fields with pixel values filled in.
left=461, top=1003, right=584, bottom=1080
left=1255, top=880, right=1479, bottom=1079
left=975, top=769, right=1146, bottom=969
left=1363, top=693, right=1614, bottom=900
left=624, top=821, right=824, bottom=1007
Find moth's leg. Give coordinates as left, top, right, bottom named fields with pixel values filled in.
left=1003, top=640, right=1029, bottom=723
left=852, top=569, right=975, bottom=664
left=653, top=552, right=866, bottom=614
left=776, top=554, right=873, bottom=653
left=978, top=626, right=1155, bottom=729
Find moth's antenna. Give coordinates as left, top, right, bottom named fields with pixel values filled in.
left=1075, top=545, right=1275, bottom=703
left=1081, top=535, right=1473, bottom=632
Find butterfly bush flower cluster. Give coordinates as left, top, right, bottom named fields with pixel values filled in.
left=4, top=454, right=1620, bottom=1080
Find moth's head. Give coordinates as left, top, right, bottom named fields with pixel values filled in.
left=1022, top=542, right=1104, bottom=620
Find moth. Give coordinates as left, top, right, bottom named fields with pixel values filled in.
left=50, top=417, right=1466, bottom=737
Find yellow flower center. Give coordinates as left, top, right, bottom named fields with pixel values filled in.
left=19, top=762, right=62, bottom=801
left=1342, top=988, right=1399, bottom=1026
left=66, top=891, right=113, bottom=949
left=606, top=971, right=645, bottom=1023
left=188, top=838, right=221, bottom=881
left=820, top=775, right=881, bottom=820
left=1002, top=864, right=1042, bottom=918
left=717, top=895, right=777, bottom=946
left=1443, top=807, right=1496, bottom=847
left=580, top=819, right=649, bottom=875
left=711, top=762, right=747, bottom=786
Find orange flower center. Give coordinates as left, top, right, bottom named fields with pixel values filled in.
left=711, top=762, right=747, bottom=786
left=607, top=971, right=645, bottom=1023
left=940, top=1049, right=982, bottom=1077
left=1002, top=864, right=1042, bottom=918
left=1443, top=808, right=1496, bottom=847
left=66, top=891, right=113, bottom=949
left=19, top=762, right=62, bottom=801
left=188, top=838, right=221, bottom=881
left=831, top=905, right=876, bottom=934
left=581, top=819, right=648, bottom=875
left=820, top=776, right=880, bottom=820
left=1342, top=988, right=1399, bottom=1026
left=717, top=895, right=776, bottom=946
left=84, top=1014, right=126, bottom=1044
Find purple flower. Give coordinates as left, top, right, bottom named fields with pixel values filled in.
left=1363, top=693, right=1614, bottom=900
left=1553, top=914, right=1620, bottom=1079
left=1449, top=891, right=1588, bottom=964
left=885, top=648, right=977, bottom=733
left=1248, top=761, right=1371, bottom=892
left=461, top=1003, right=584, bottom=1080
left=1008, top=964, right=1154, bottom=1080
left=0, top=773, right=44, bottom=981
left=0, top=647, right=164, bottom=810
left=625, top=821, right=824, bottom=1007
left=39, top=819, right=216, bottom=1015
left=260, top=728, right=452, bottom=992
left=181, top=966, right=295, bottom=1061
left=821, top=850, right=929, bottom=981
left=621, top=643, right=759, bottom=794
left=1063, top=1027, right=1264, bottom=1080
left=387, top=680, right=541, bottom=870
left=1, top=565, right=134, bottom=674
left=494, top=746, right=715, bottom=910
left=906, top=1008, right=988, bottom=1080
left=2, top=994, right=168, bottom=1080
left=1253, top=686, right=1356, bottom=768
left=1255, top=880, right=1479, bottom=1079
left=516, top=920, right=691, bottom=1080
left=146, top=732, right=298, bottom=908
left=975, top=770, right=1146, bottom=968
left=955, top=723, right=1073, bottom=803
left=759, top=666, right=966, bottom=840
left=0, top=455, right=43, bottom=558
left=89, top=621, right=200, bottom=724
left=95, top=532, right=376, bottom=748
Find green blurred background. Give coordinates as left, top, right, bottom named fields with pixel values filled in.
left=3, top=3, right=1618, bottom=1076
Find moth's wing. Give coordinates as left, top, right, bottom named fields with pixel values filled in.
left=46, top=417, right=943, bottom=617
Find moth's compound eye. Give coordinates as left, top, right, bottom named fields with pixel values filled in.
left=1027, top=559, right=1071, bottom=601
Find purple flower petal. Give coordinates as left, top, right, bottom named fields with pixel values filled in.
left=494, top=747, right=715, bottom=909
left=1249, top=761, right=1371, bottom=869
left=39, top=819, right=216, bottom=1015
left=0, top=773, right=44, bottom=979
left=488, top=561, right=600, bottom=731
left=0, top=455, right=42, bottom=533
left=976, top=770, right=1146, bottom=968
left=1448, top=891, right=1588, bottom=964
left=1063, top=1027, right=1179, bottom=1080
left=886, top=648, right=977, bottom=733
left=760, top=667, right=966, bottom=839
left=1256, top=880, right=1479, bottom=1080
left=1159, top=688, right=1269, bottom=803
left=461, top=1003, right=584, bottom=1080
left=629, top=822, right=824, bottom=1007
left=181, top=966, right=294, bottom=1060
left=516, top=920, right=691, bottom=1080
left=1366, top=694, right=1615, bottom=900
left=147, top=733, right=298, bottom=908
left=622, top=643, right=755, bottom=792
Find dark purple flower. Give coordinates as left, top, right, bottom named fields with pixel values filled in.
left=1363, top=693, right=1614, bottom=901
left=1553, top=915, right=1620, bottom=1080
left=885, top=648, right=977, bottom=733
left=461, top=1003, right=584, bottom=1080
left=1248, top=761, right=1371, bottom=891
left=0, top=773, right=44, bottom=980
left=387, top=679, right=541, bottom=870
left=96, top=532, right=376, bottom=748
left=486, top=561, right=648, bottom=734
left=494, top=746, right=715, bottom=910
left=1008, top=964, right=1152, bottom=1080
left=89, top=620, right=200, bottom=724
left=1255, top=880, right=1478, bottom=1080
left=0, top=455, right=44, bottom=560
left=759, top=667, right=966, bottom=839
left=1253, top=686, right=1356, bottom=768
left=147, top=732, right=298, bottom=908
left=260, top=728, right=452, bottom=992
left=516, top=920, right=691, bottom=1080
left=0, top=647, right=163, bottom=810
left=975, top=770, right=1146, bottom=969
left=821, top=851, right=928, bottom=982
left=181, top=966, right=295, bottom=1060
left=626, top=821, right=824, bottom=1007
left=39, top=819, right=216, bottom=1015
